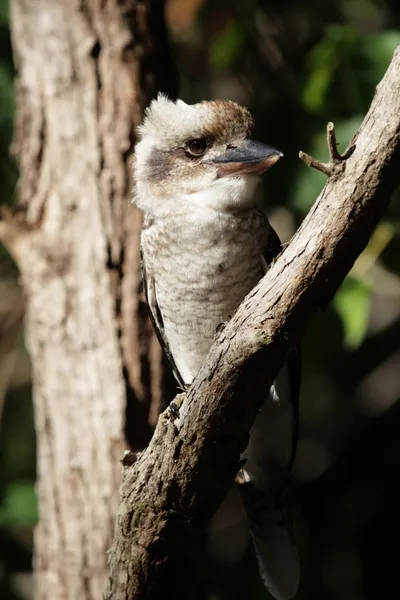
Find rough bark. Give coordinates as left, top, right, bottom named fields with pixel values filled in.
left=1, top=1, right=176, bottom=599
left=104, top=47, right=400, bottom=600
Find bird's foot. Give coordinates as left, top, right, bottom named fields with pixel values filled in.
left=168, top=392, right=187, bottom=420
left=120, top=450, right=138, bottom=467
left=236, top=467, right=251, bottom=485
left=215, top=315, right=233, bottom=338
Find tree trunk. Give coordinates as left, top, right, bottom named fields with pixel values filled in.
left=4, top=1, right=176, bottom=598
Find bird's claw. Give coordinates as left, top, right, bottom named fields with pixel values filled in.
left=169, top=401, right=180, bottom=419
left=167, top=392, right=187, bottom=420
left=215, top=322, right=226, bottom=334
left=236, top=466, right=251, bottom=485
left=215, top=315, right=233, bottom=338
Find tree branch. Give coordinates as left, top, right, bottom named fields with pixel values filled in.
left=104, top=46, right=400, bottom=600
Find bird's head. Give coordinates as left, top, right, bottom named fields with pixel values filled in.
left=134, top=94, right=283, bottom=215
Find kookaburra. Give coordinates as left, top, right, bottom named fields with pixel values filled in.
left=134, top=94, right=301, bottom=600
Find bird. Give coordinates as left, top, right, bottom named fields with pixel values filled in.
left=134, top=94, right=301, bottom=600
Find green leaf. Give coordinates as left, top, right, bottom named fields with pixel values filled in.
left=363, top=30, right=400, bottom=83
left=302, top=25, right=360, bottom=112
left=333, top=277, right=371, bottom=350
left=0, top=0, right=8, bottom=24
left=0, top=481, right=38, bottom=525
left=0, top=63, right=14, bottom=123
left=210, top=20, right=247, bottom=70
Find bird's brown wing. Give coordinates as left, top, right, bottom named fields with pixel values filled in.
left=263, top=220, right=283, bottom=266
left=262, top=219, right=301, bottom=467
left=141, top=247, right=186, bottom=389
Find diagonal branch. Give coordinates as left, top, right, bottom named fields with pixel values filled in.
left=104, top=46, right=400, bottom=600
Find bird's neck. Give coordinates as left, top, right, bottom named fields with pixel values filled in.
left=187, top=175, right=260, bottom=213
left=136, top=174, right=261, bottom=221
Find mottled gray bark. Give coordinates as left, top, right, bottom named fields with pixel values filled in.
left=1, top=1, right=176, bottom=599
left=104, top=47, right=400, bottom=600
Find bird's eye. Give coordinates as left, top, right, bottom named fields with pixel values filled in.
left=185, top=138, right=208, bottom=157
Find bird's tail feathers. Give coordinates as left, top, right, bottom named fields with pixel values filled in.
left=238, top=478, right=299, bottom=600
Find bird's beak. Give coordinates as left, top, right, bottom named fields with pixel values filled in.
left=208, top=140, right=283, bottom=178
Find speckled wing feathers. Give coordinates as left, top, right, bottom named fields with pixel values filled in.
left=262, top=222, right=301, bottom=468
left=141, top=248, right=186, bottom=389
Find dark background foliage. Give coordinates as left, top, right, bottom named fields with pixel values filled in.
left=0, top=0, right=399, bottom=598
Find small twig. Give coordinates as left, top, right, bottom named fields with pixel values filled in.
left=298, top=152, right=333, bottom=176
left=299, top=121, right=356, bottom=177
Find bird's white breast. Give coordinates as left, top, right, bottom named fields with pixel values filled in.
left=141, top=198, right=267, bottom=385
